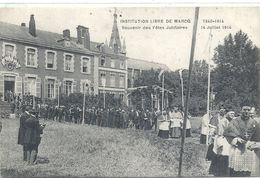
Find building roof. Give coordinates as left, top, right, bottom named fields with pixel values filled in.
left=0, top=21, right=170, bottom=71
left=0, top=21, right=118, bottom=56
left=128, top=58, right=170, bottom=71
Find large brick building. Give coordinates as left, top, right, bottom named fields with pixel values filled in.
left=0, top=12, right=170, bottom=106
left=0, top=13, right=127, bottom=103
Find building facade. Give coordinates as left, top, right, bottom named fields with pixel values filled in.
left=0, top=13, right=127, bottom=103
left=127, top=58, right=170, bottom=88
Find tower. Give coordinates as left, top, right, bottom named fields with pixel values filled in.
left=109, top=8, right=122, bottom=54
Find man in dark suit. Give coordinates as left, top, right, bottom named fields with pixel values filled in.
left=23, top=109, right=45, bottom=165
left=18, top=105, right=30, bottom=161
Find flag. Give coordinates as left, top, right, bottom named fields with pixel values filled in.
left=158, top=69, right=164, bottom=80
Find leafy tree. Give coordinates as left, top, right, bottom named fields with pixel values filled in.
left=212, top=30, right=259, bottom=110
left=130, top=63, right=209, bottom=115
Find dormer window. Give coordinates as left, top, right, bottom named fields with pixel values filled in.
left=64, top=40, right=71, bottom=47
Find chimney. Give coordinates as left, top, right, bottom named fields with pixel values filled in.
left=29, top=14, right=36, bottom=37
left=63, top=29, right=70, bottom=40
left=77, top=25, right=90, bottom=49
left=21, top=23, right=26, bottom=27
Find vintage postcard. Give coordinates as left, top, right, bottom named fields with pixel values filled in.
left=0, top=4, right=259, bottom=177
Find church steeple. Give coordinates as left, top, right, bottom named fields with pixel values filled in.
left=109, top=8, right=122, bottom=54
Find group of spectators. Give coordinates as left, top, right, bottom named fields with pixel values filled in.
left=4, top=90, right=23, bottom=113
left=37, top=104, right=193, bottom=137
left=200, top=106, right=260, bottom=177
left=37, top=104, right=159, bottom=130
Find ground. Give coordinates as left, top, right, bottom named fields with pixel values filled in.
left=0, top=117, right=210, bottom=177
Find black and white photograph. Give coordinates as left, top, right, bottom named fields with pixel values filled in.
left=0, top=4, right=260, bottom=177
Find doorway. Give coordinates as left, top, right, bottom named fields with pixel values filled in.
left=4, top=76, right=15, bottom=102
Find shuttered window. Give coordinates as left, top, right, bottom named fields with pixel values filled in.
left=47, top=79, right=55, bottom=98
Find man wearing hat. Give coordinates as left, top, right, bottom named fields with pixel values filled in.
left=18, top=105, right=31, bottom=161
left=23, top=108, right=45, bottom=165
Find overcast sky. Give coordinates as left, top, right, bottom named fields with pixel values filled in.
left=0, top=5, right=259, bottom=70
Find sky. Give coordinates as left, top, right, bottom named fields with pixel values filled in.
left=0, top=5, right=259, bottom=70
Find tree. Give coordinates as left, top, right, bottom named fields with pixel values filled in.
left=212, top=30, right=259, bottom=110
left=130, top=64, right=209, bottom=115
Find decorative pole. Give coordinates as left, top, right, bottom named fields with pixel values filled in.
left=206, top=30, right=213, bottom=145
left=178, top=7, right=200, bottom=177
left=82, top=83, right=87, bottom=125
left=179, top=69, right=184, bottom=109
left=256, top=52, right=260, bottom=110
left=57, top=81, right=61, bottom=107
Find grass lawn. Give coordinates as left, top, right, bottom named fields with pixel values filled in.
left=0, top=117, right=209, bottom=177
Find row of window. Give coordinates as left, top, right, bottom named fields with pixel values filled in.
left=2, top=42, right=91, bottom=74
left=25, top=75, right=125, bottom=99
left=99, top=56, right=125, bottom=69
left=100, top=72, right=125, bottom=88
left=25, top=76, right=92, bottom=99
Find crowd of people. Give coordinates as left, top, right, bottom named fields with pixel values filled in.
left=14, top=102, right=191, bottom=165
left=2, top=93, right=260, bottom=176
left=36, top=104, right=191, bottom=137
left=38, top=104, right=159, bottom=130
left=200, top=106, right=260, bottom=177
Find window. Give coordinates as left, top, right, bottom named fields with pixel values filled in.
left=101, top=56, right=105, bottom=67
left=120, top=61, right=125, bottom=69
left=110, top=59, right=115, bottom=68
left=119, top=74, right=125, bottom=88
left=64, top=53, right=74, bottom=72
left=110, top=73, right=116, bottom=87
left=100, top=72, right=106, bottom=87
left=25, top=47, right=38, bottom=67
left=46, top=51, right=57, bottom=69
left=64, top=80, right=73, bottom=96
left=80, top=80, right=91, bottom=93
left=119, top=93, right=124, bottom=101
left=47, top=79, right=55, bottom=98
left=27, top=77, right=36, bottom=96
left=81, top=57, right=90, bottom=74
left=2, top=42, right=16, bottom=58
left=4, top=45, right=15, bottom=57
